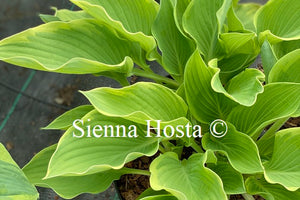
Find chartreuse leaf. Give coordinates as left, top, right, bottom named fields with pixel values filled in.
left=139, top=196, right=176, bottom=200
left=217, top=52, right=258, bottom=84
left=152, top=0, right=194, bottom=79
left=219, top=33, right=258, bottom=56
left=261, top=40, right=277, bottom=83
left=138, top=188, right=177, bottom=200
left=183, top=0, right=231, bottom=62
left=217, top=32, right=260, bottom=83
left=184, top=50, right=228, bottom=123
left=22, top=144, right=124, bottom=199
left=263, top=128, right=300, bottom=191
left=203, top=122, right=263, bottom=174
left=45, top=110, right=160, bottom=178
left=0, top=144, right=18, bottom=166
left=0, top=19, right=141, bottom=78
left=73, top=0, right=158, bottom=35
left=150, top=152, right=227, bottom=200
left=272, top=39, right=300, bottom=59
left=228, top=83, right=300, bottom=137
left=39, top=14, right=60, bottom=23
left=269, top=49, right=300, bottom=83
left=0, top=144, right=39, bottom=200
left=40, top=8, right=92, bottom=23
left=226, top=6, right=244, bottom=32
left=185, top=50, right=257, bottom=123
left=246, top=177, right=300, bottom=200
left=255, top=0, right=300, bottom=44
left=234, top=3, right=261, bottom=32
left=212, top=68, right=264, bottom=107
left=169, top=0, right=191, bottom=36
left=208, top=161, right=246, bottom=194
left=43, top=105, right=94, bottom=130
left=81, top=82, right=188, bottom=128
left=71, top=0, right=159, bottom=61
left=55, top=9, right=92, bottom=21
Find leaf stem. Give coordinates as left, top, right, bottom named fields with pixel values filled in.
left=159, top=144, right=166, bottom=153
left=120, top=167, right=151, bottom=176
left=191, top=140, right=203, bottom=153
left=242, top=194, right=255, bottom=200
left=132, top=68, right=179, bottom=89
left=260, top=117, right=289, bottom=140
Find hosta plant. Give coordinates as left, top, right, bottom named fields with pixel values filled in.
left=0, top=0, right=300, bottom=199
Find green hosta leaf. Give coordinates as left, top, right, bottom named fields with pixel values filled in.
left=208, top=162, right=246, bottom=194
left=212, top=68, right=264, bottom=107
left=0, top=19, right=141, bottom=79
left=152, top=0, right=194, bottom=79
left=39, top=14, right=60, bottom=23
left=255, top=0, right=300, bottom=44
left=0, top=144, right=39, bottom=200
left=45, top=110, right=160, bottom=178
left=232, top=0, right=238, bottom=7
left=150, top=152, right=227, bottom=200
left=273, top=39, right=300, bottom=59
left=263, top=128, right=300, bottom=191
left=219, top=33, right=258, bottom=56
left=81, top=82, right=188, bottom=127
left=294, top=107, right=300, bottom=117
left=269, top=49, right=300, bottom=83
left=73, top=0, right=158, bottom=35
left=184, top=50, right=238, bottom=123
left=234, top=3, right=261, bottom=32
left=226, top=6, right=244, bottom=32
left=246, top=177, right=300, bottom=200
left=0, top=144, right=18, bottom=166
left=261, top=40, right=278, bottom=83
left=71, top=0, right=159, bottom=61
left=55, top=9, right=92, bottom=21
left=257, top=133, right=275, bottom=161
left=43, top=105, right=94, bottom=130
left=228, top=83, right=300, bottom=137
left=169, top=0, right=191, bottom=36
left=183, top=0, right=231, bottom=62
left=203, top=122, right=263, bottom=174
left=217, top=32, right=259, bottom=83
left=139, top=196, right=176, bottom=200
left=22, top=144, right=124, bottom=199
left=40, top=8, right=92, bottom=23
left=217, top=53, right=258, bottom=84
left=138, top=189, right=177, bottom=200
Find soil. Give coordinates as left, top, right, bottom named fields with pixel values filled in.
left=282, top=117, right=300, bottom=129
left=116, top=154, right=158, bottom=200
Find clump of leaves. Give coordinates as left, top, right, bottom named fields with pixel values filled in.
left=0, top=0, right=299, bottom=199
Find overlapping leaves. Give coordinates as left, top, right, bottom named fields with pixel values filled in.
left=45, top=110, right=160, bottom=178
left=23, top=144, right=124, bottom=199
left=0, top=144, right=39, bottom=200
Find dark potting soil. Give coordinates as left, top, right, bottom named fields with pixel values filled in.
left=116, top=155, right=158, bottom=200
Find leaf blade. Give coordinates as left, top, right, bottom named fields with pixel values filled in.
left=0, top=144, right=39, bottom=200
left=150, top=152, right=227, bottom=200
left=203, top=123, right=264, bottom=174
left=263, top=128, right=300, bottom=191
left=23, top=144, right=123, bottom=199
left=45, top=110, right=160, bottom=178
